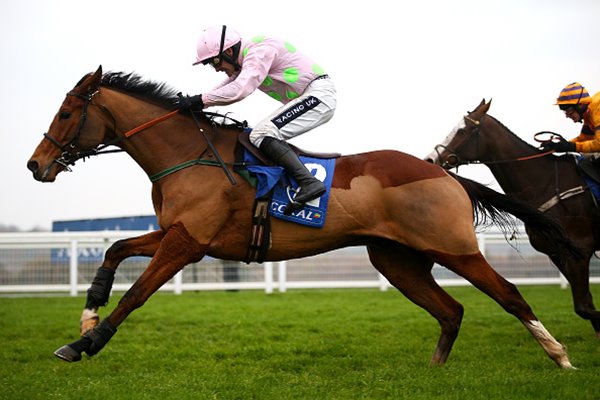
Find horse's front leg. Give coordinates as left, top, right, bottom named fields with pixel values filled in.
left=55, top=222, right=207, bottom=362
left=80, top=230, right=165, bottom=335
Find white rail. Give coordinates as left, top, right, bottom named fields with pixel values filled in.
left=0, top=230, right=598, bottom=296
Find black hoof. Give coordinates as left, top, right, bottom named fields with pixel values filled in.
left=54, top=345, right=82, bottom=362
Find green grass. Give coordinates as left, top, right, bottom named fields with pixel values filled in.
left=0, top=285, right=599, bottom=399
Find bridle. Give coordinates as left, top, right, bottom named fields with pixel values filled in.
left=42, top=89, right=121, bottom=171
left=432, top=115, right=483, bottom=169
left=433, top=114, right=553, bottom=169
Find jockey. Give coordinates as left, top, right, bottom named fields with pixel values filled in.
left=178, top=25, right=337, bottom=207
left=542, top=82, right=600, bottom=153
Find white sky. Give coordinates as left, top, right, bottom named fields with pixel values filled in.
left=2, top=0, right=599, bottom=230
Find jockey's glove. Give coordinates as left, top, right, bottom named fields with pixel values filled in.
left=176, top=93, right=204, bottom=111
left=542, top=139, right=576, bottom=153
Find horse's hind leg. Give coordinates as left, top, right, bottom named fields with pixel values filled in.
left=432, top=250, right=574, bottom=369
left=548, top=253, right=600, bottom=336
left=367, top=242, right=464, bottom=366
left=80, top=230, right=164, bottom=335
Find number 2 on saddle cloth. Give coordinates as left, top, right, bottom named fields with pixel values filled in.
left=242, top=148, right=335, bottom=228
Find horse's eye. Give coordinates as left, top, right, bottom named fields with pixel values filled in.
left=457, top=128, right=466, bottom=135
left=59, top=111, right=71, bottom=120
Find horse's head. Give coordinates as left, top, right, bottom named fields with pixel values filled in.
left=27, top=65, right=114, bottom=182
left=425, top=99, right=492, bottom=169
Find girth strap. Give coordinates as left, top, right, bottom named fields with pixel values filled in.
left=245, top=198, right=271, bottom=263
left=538, top=186, right=588, bottom=212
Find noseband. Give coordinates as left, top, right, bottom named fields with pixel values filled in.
left=43, top=90, right=120, bottom=170
left=434, top=115, right=482, bottom=169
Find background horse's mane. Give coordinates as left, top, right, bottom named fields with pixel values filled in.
left=486, top=115, right=542, bottom=152
left=99, top=71, right=180, bottom=110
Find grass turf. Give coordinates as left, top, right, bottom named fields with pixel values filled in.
left=0, top=285, right=599, bottom=399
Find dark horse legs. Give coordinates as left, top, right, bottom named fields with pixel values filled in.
left=549, top=253, right=600, bottom=335
left=55, top=223, right=207, bottom=362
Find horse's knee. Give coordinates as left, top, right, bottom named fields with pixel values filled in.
left=104, top=239, right=130, bottom=263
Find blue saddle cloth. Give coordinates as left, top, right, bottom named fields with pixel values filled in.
left=244, top=149, right=335, bottom=228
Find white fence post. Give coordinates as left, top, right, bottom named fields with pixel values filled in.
left=264, top=262, right=274, bottom=294
left=69, top=239, right=78, bottom=297
left=378, top=273, right=389, bottom=291
left=278, top=261, right=287, bottom=292
left=174, top=270, right=183, bottom=294
left=559, top=272, right=569, bottom=289
left=478, top=232, right=486, bottom=257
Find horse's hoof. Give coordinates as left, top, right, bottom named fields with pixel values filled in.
left=54, top=345, right=82, bottom=362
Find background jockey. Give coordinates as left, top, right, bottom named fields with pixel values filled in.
left=542, top=82, right=600, bottom=153
left=178, top=25, right=337, bottom=207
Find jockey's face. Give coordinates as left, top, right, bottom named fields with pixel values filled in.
left=563, top=107, right=583, bottom=123
left=214, top=59, right=236, bottom=77
left=208, top=48, right=237, bottom=77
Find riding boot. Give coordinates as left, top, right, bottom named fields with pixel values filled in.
left=259, top=137, right=326, bottom=207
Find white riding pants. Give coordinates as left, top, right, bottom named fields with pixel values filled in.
left=249, top=77, right=337, bottom=147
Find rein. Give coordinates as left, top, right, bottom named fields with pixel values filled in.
left=44, top=88, right=244, bottom=184
left=435, top=114, right=555, bottom=169
left=437, top=114, right=588, bottom=212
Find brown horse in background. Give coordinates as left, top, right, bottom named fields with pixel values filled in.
left=427, top=99, right=600, bottom=337
left=28, top=67, right=578, bottom=368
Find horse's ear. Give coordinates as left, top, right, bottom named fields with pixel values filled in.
left=472, top=98, right=491, bottom=115
left=481, top=98, right=492, bottom=114
left=74, top=65, right=103, bottom=94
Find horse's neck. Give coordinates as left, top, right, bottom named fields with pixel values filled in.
left=482, top=121, right=555, bottom=201
left=104, top=91, right=218, bottom=179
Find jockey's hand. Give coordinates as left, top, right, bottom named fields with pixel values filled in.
left=175, top=93, right=204, bottom=112
left=541, top=138, right=576, bottom=153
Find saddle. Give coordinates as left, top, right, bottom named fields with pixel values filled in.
left=235, top=130, right=340, bottom=264
left=236, top=131, right=341, bottom=166
left=577, top=155, right=600, bottom=184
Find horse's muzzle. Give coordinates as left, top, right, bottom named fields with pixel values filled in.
left=27, top=159, right=55, bottom=182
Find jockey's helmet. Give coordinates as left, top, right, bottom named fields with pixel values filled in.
left=555, top=82, right=592, bottom=108
left=193, top=25, right=242, bottom=67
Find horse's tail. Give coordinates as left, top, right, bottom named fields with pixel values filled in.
left=449, top=171, right=584, bottom=261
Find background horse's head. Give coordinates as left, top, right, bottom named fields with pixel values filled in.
left=27, top=66, right=114, bottom=182
left=426, top=99, right=492, bottom=168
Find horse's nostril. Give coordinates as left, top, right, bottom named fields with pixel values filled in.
left=27, top=160, right=39, bottom=172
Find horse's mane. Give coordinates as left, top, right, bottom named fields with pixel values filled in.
left=97, top=71, right=247, bottom=130
left=486, top=115, right=542, bottom=152
left=100, top=71, right=179, bottom=110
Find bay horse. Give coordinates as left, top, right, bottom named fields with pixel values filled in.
left=427, top=99, right=600, bottom=337
left=28, top=66, right=578, bottom=368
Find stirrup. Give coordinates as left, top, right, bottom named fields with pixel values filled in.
left=282, top=186, right=326, bottom=215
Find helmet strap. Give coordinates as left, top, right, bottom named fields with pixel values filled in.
left=221, top=42, right=242, bottom=71
left=216, top=25, right=241, bottom=71
left=576, top=103, right=588, bottom=118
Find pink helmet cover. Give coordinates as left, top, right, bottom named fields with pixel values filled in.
left=193, top=26, right=241, bottom=65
